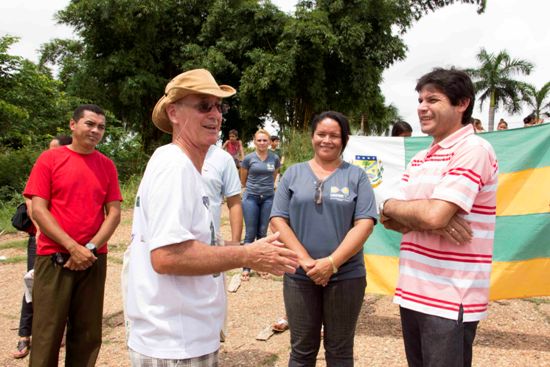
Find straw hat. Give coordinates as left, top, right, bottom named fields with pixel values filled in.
left=152, top=69, right=236, bottom=134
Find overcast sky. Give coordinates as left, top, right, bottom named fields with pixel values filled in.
left=2, top=0, right=548, bottom=132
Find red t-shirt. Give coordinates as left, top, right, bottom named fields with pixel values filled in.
left=23, top=147, right=122, bottom=255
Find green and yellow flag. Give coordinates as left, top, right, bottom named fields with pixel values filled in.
left=344, top=123, right=550, bottom=300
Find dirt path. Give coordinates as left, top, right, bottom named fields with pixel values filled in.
left=0, top=209, right=549, bottom=366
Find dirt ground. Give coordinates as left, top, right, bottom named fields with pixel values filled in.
left=0, top=208, right=549, bottom=366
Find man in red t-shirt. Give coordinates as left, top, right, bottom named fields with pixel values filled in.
left=24, top=104, right=122, bottom=367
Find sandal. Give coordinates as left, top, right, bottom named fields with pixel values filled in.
left=259, top=272, right=270, bottom=280
left=241, top=271, right=250, bottom=281
left=13, top=338, right=31, bottom=359
left=272, top=317, right=289, bottom=332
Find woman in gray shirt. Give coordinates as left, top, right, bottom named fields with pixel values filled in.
left=271, top=111, right=377, bottom=367
left=240, top=129, right=280, bottom=280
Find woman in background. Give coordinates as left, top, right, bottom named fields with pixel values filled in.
left=240, top=129, right=280, bottom=280
left=391, top=121, right=413, bottom=137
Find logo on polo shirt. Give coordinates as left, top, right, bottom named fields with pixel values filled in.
left=352, top=155, right=383, bottom=188
left=330, top=186, right=350, bottom=201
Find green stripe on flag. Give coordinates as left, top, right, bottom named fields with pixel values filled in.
left=365, top=212, right=550, bottom=261
left=364, top=225, right=401, bottom=257
left=494, top=213, right=550, bottom=261
left=404, top=136, right=431, bottom=164
left=404, top=123, right=550, bottom=173
left=485, top=123, right=550, bottom=173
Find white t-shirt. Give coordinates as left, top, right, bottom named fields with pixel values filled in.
left=126, top=144, right=225, bottom=359
left=202, top=145, right=242, bottom=235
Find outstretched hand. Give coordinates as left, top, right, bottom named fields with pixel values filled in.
left=246, top=232, right=299, bottom=276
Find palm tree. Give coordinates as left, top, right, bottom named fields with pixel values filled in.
left=525, top=81, right=550, bottom=120
left=466, top=49, right=533, bottom=131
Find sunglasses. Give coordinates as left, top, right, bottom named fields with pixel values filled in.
left=180, top=100, right=230, bottom=114
left=314, top=180, right=324, bottom=205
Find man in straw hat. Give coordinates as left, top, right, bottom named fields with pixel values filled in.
left=125, top=69, right=299, bottom=366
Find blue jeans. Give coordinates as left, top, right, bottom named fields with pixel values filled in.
left=284, top=275, right=366, bottom=367
left=400, top=306, right=479, bottom=367
left=242, top=192, right=273, bottom=271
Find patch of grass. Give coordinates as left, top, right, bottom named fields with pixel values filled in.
left=0, top=239, right=27, bottom=250
left=108, top=243, right=128, bottom=253
left=260, top=354, right=279, bottom=366
left=523, top=297, right=550, bottom=305
left=108, top=256, right=123, bottom=265
left=0, top=255, right=26, bottom=264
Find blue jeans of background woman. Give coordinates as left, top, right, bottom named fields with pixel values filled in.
left=284, top=275, right=366, bottom=367
left=242, top=192, right=273, bottom=272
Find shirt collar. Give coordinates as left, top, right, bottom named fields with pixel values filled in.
left=429, top=124, right=474, bottom=153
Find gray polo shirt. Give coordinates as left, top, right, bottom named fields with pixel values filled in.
left=271, top=161, right=377, bottom=281
left=242, top=151, right=280, bottom=196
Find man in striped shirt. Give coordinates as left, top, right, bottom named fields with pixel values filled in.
left=380, top=68, right=498, bottom=367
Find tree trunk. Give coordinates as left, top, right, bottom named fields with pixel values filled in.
left=488, top=92, right=496, bottom=131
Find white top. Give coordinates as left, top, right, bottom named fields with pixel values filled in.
left=126, top=144, right=225, bottom=359
left=202, top=145, right=242, bottom=235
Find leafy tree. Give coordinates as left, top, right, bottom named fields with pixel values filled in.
left=45, top=0, right=486, bottom=149
left=525, top=81, right=550, bottom=120
left=240, top=0, right=486, bottom=133
left=0, top=35, right=76, bottom=148
left=466, top=48, right=533, bottom=131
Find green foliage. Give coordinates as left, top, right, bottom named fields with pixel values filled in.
left=0, top=147, right=40, bottom=202
left=0, top=201, right=19, bottom=234
left=97, top=121, right=150, bottom=182
left=0, top=35, right=79, bottom=148
left=524, top=81, right=550, bottom=120
left=45, top=0, right=486, bottom=147
left=281, top=128, right=314, bottom=169
left=466, top=48, right=534, bottom=131
left=119, top=175, right=142, bottom=210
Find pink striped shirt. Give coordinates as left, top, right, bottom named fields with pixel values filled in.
left=393, top=124, right=498, bottom=322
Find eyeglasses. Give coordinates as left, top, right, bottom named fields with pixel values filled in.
left=314, top=180, right=324, bottom=205
left=179, top=100, right=229, bottom=114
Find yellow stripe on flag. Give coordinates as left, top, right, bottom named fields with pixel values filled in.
left=489, top=258, right=550, bottom=300
left=497, top=167, right=550, bottom=216
left=365, top=255, right=550, bottom=300
left=364, top=254, right=398, bottom=295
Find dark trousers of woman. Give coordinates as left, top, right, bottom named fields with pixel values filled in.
left=18, top=234, right=36, bottom=337
left=284, top=275, right=366, bottom=367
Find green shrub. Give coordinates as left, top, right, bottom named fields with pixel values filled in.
left=0, top=200, right=18, bottom=234
left=281, top=128, right=313, bottom=171
left=97, top=126, right=149, bottom=182
left=0, top=147, right=40, bottom=202
left=120, top=175, right=141, bottom=210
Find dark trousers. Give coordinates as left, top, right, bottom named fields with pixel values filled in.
left=400, top=306, right=479, bottom=367
left=284, top=275, right=366, bottom=367
left=29, top=254, right=107, bottom=367
left=18, top=235, right=36, bottom=337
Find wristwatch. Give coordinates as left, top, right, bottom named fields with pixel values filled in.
left=85, top=242, right=97, bottom=254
